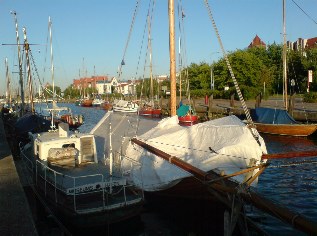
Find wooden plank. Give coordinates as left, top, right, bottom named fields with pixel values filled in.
left=262, top=150, right=317, bottom=159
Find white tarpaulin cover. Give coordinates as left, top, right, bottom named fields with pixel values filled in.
left=122, top=115, right=267, bottom=192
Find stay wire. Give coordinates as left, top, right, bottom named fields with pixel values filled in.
left=291, top=0, right=317, bottom=25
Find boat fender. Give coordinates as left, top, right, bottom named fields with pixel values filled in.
left=78, top=115, right=84, bottom=124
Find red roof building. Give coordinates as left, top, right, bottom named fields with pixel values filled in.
left=305, top=37, right=317, bottom=49
left=73, top=76, right=108, bottom=90
left=248, top=35, right=266, bottom=49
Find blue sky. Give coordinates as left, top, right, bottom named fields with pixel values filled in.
left=0, top=0, right=316, bottom=96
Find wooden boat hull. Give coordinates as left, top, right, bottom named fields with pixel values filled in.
left=178, top=115, right=198, bottom=126
left=101, top=102, right=113, bottom=111
left=138, top=108, right=161, bottom=118
left=60, top=114, right=84, bottom=130
left=81, top=99, right=93, bottom=107
left=254, top=122, right=317, bottom=136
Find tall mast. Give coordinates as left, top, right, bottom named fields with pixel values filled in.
left=178, top=37, right=182, bottom=101
left=11, top=11, right=25, bottom=116
left=168, top=0, right=176, bottom=116
left=5, top=58, right=11, bottom=106
left=147, top=14, right=154, bottom=102
left=22, top=27, right=34, bottom=113
left=283, top=0, right=288, bottom=110
left=49, top=16, right=55, bottom=101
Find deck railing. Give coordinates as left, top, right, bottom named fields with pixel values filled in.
left=20, top=146, right=143, bottom=214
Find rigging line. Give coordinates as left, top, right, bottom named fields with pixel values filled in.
left=291, top=0, right=317, bottom=25
left=134, top=0, right=152, bottom=81
left=177, top=1, right=192, bottom=105
left=140, top=0, right=156, bottom=99
left=118, top=0, right=140, bottom=80
left=178, top=0, right=188, bottom=69
left=203, top=0, right=260, bottom=141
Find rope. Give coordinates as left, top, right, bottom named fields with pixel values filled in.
left=117, top=0, right=140, bottom=80
left=203, top=1, right=259, bottom=141
left=134, top=0, right=152, bottom=84
left=140, top=1, right=156, bottom=99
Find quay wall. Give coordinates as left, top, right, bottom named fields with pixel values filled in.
left=0, top=115, right=38, bottom=235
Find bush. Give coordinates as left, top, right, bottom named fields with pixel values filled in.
left=303, top=92, right=317, bottom=103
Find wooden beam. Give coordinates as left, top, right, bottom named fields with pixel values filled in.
left=262, top=150, right=317, bottom=159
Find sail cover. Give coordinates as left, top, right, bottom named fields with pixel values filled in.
left=122, top=115, right=267, bottom=192
left=177, top=105, right=190, bottom=117
left=252, top=107, right=298, bottom=124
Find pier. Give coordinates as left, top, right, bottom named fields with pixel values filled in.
left=0, top=115, right=38, bottom=235
left=159, top=97, right=317, bottom=122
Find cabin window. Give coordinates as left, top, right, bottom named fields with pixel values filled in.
left=62, top=143, right=75, bottom=148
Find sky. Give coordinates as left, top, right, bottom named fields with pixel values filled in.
left=0, top=0, right=316, bottom=96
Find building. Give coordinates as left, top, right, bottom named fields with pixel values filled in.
left=305, top=37, right=317, bottom=49
left=248, top=35, right=266, bottom=49
left=73, top=76, right=108, bottom=90
left=95, top=77, right=118, bottom=94
left=116, top=80, right=137, bottom=95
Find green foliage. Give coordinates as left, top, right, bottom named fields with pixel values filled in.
left=303, top=92, right=317, bottom=103
left=63, top=85, right=81, bottom=99
left=59, top=43, right=317, bottom=101
left=135, top=78, right=161, bottom=98
left=187, top=62, right=211, bottom=90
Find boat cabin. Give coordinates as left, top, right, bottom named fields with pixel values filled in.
left=31, top=123, right=97, bottom=168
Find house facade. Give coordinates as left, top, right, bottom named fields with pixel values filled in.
left=73, top=76, right=108, bottom=90
left=95, top=77, right=118, bottom=94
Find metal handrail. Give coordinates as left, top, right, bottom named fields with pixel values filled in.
left=20, top=147, right=143, bottom=213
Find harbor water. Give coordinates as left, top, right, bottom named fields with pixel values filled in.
left=31, top=103, right=317, bottom=235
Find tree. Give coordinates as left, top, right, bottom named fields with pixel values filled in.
left=63, top=85, right=81, bottom=99
left=187, top=62, right=211, bottom=90
left=302, top=47, right=317, bottom=91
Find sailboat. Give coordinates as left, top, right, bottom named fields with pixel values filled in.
left=19, top=114, right=144, bottom=228
left=138, top=14, right=162, bottom=118
left=252, top=0, right=317, bottom=136
left=119, top=1, right=272, bottom=233
left=176, top=12, right=198, bottom=126
left=17, top=17, right=144, bottom=229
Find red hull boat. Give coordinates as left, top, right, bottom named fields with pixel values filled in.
left=81, top=99, right=93, bottom=107
left=138, top=107, right=162, bottom=118
left=178, top=114, right=198, bottom=126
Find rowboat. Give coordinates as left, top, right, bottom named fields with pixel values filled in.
left=252, top=107, right=317, bottom=136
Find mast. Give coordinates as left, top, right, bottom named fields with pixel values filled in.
left=11, top=11, right=25, bottom=116
left=178, top=37, right=182, bottom=101
left=168, top=0, right=177, bottom=116
left=283, top=0, right=288, bottom=110
left=147, top=14, right=154, bottom=103
left=22, top=27, right=34, bottom=113
left=49, top=16, right=55, bottom=102
left=5, top=58, right=11, bottom=106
